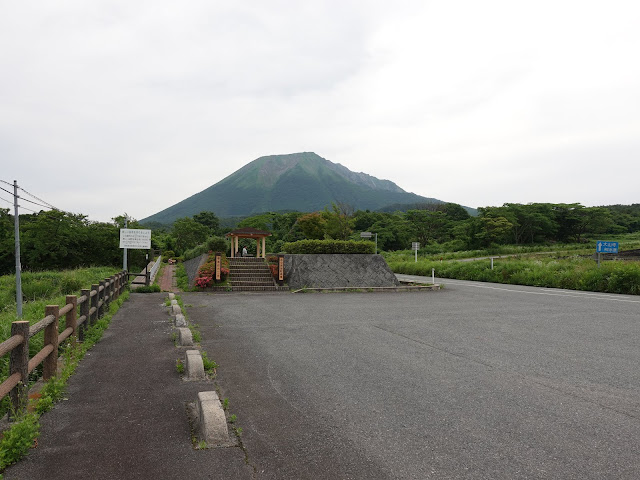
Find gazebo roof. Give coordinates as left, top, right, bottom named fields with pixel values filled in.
left=225, top=227, right=272, bottom=238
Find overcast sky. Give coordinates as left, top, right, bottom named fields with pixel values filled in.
left=1, top=1, right=639, bottom=222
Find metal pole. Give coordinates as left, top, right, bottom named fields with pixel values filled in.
left=491, top=257, right=494, bottom=270
left=432, top=268, right=435, bottom=285
left=14, top=181, right=22, bottom=318
left=375, top=233, right=377, bottom=255
left=597, top=252, right=601, bottom=268
left=123, top=217, right=128, bottom=271
left=414, top=247, right=417, bottom=263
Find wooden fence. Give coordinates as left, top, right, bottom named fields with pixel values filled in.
left=0, top=271, right=127, bottom=420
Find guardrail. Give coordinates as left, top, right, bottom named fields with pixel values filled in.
left=0, top=271, right=127, bottom=420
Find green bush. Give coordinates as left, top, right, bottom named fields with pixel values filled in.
left=283, top=239, right=375, bottom=254
left=389, top=257, right=640, bottom=295
left=163, top=250, right=175, bottom=260
left=183, top=236, right=229, bottom=261
left=132, top=284, right=161, bottom=293
left=206, top=236, right=228, bottom=253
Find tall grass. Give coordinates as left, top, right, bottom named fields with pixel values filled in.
left=390, top=256, right=640, bottom=295
left=383, top=233, right=640, bottom=263
left=0, top=267, right=120, bottom=400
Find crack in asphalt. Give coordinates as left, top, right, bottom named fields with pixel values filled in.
left=373, top=324, right=640, bottom=422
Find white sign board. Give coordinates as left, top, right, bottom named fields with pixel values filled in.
left=120, top=229, right=151, bottom=249
left=412, top=242, right=420, bottom=251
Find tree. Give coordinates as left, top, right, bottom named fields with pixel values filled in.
left=193, top=211, right=220, bottom=234
left=406, top=210, right=449, bottom=245
left=475, top=216, right=513, bottom=246
left=297, top=212, right=326, bottom=240
left=171, top=217, right=209, bottom=254
left=322, top=203, right=353, bottom=240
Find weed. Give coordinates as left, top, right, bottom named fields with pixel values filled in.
left=175, top=359, right=185, bottom=375
left=200, top=351, right=218, bottom=375
left=132, top=285, right=161, bottom=293
left=197, top=440, right=207, bottom=449
left=188, top=325, right=201, bottom=343
left=222, top=398, right=229, bottom=410
left=0, top=412, right=39, bottom=470
left=229, top=414, right=237, bottom=423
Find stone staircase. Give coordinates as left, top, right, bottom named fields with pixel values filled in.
left=228, top=257, right=289, bottom=292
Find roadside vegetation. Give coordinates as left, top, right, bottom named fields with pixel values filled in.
left=0, top=290, right=128, bottom=472
left=0, top=267, right=121, bottom=414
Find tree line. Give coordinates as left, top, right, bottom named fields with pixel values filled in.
left=2, top=202, right=639, bottom=275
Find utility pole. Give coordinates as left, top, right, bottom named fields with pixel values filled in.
left=123, top=216, right=128, bottom=271
left=14, top=180, right=22, bottom=317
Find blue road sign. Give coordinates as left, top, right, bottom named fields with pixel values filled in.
left=596, top=241, right=618, bottom=253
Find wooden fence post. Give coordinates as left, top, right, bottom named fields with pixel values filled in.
left=105, top=277, right=112, bottom=310
left=98, top=280, right=105, bottom=318
left=66, top=295, right=78, bottom=343
left=80, top=289, right=90, bottom=341
left=43, top=305, right=59, bottom=380
left=90, top=284, right=99, bottom=325
left=8, top=321, right=30, bottom=420
left=114, top=274, right=119, bottom=300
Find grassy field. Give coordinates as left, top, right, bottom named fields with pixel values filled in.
left=0, top=267, right=120, bottom=391
left=383, top=233, right=640, bottom=264
left=387, top=234, right=640, bottom=295
left=390, top=256, right=640, bottom=295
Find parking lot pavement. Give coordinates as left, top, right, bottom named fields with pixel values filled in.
left=185, top=287, right=640, bottom=479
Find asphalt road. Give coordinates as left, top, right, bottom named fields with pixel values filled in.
left=185, top=280, right=640, bottom=479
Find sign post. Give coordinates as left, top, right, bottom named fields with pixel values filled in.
left=412, top=242, right=420, bottom=263
left=596, top=240, right=619, bottom=268
left=278, top=254, right=285, bottom=285
left=215, top=252, right=221, bottom=282
left=360, top=231, right=377, bottom=254
left=120, top=229, right=152, bottom=284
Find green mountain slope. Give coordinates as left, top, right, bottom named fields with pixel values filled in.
left=141, top=152, right=446, bottom=224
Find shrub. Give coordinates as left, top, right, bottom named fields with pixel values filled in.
left=133, top=284, right=161, bottom=293
left=206, top=236, right=228, bottom=253
left=283, top=240, right=375, bottom=254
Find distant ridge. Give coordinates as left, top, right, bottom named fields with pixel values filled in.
left=141, top=152, right=449, bottom=224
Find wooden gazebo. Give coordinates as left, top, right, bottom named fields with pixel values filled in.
left=226, top=227, right=272, bottom=258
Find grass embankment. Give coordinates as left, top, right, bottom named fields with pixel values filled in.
left=390, top=256, right=640, bottom=295
left=0, top=267, right=120, bottom=408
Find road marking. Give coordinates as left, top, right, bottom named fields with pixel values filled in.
left=397, top=275, right=640, bottom=303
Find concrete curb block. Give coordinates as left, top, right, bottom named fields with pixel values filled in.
left=170, top=299, right=178, bottom=306
left=196, top=391, right=231, bottom=446
left=177, top=327, right=193, bottom=346
left=168, top=292, right=175, bottom=300
left=185, top=350, right=205, bottom=380
left=170, top=304, right=181, bottom=317
left=175, top=314, right=187, bottom=328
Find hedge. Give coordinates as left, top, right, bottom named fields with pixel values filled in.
left=283, top=239, right=375, bottom=254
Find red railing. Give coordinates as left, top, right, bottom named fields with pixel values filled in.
left=0, top=271, right=127, bottom=419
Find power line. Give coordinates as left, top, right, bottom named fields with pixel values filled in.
left=14, top=195, right=54, bottom=210
left=0, top=195, right=13, bottom=205
left=0, top=184, right=48, bottom=213
left=17, top=185, right=59, bottom=210
left=0, top=180, right=60, bottom=211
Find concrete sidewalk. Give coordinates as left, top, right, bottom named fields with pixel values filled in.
left=4, top=293, right=252, bottom=480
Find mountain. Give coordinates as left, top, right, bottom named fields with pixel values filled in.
left=141, top=152, right=448, bottom=224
